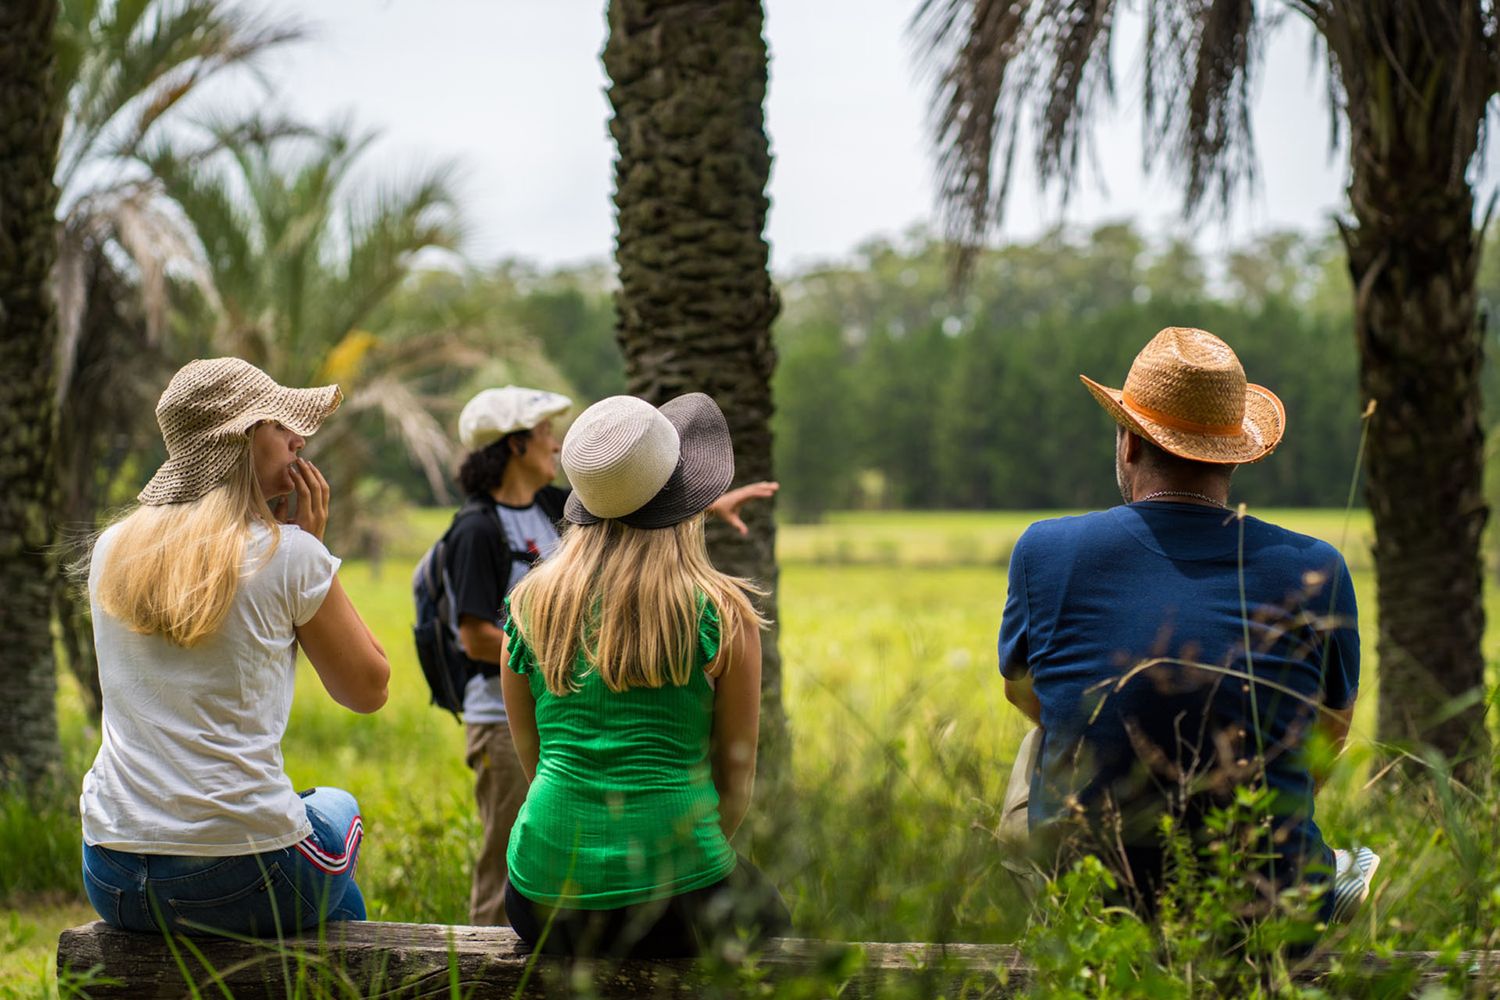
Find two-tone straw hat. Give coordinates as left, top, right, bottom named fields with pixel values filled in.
left=138, top=358, right=342, bottom=505
left=561, top=393, right=734, bottom=529
left=1080, top=327, right=1285, bottom=464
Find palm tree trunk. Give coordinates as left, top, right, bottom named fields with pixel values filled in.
left=1331, top=1, right=1494, bottom=769
left=0, top=0, right=65, bottom=791
left=1345, top=198, right=1489, bottom=768
left=602, top=0, right=787, bottom=787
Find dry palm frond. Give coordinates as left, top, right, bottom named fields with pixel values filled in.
left=1143, top=0, right=1263, bottom=212
left=913, top=0, right=1266, bottom=275
left=55, top=182, right=217, bottom=406
left=338, top=375, right=458, bottom=503
left=913, top=0, right=1044, bottom=266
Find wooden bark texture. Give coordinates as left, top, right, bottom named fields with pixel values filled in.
left=1328, top=1, right=1497, bottom=765
left=602, top=0, right=788, bottom=789
left=58, top=921, right=1025, bottom=998
left=0, top=0, right=64, bottom=790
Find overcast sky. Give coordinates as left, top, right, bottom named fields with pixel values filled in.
left=252, top=1, right=1464, bottom=273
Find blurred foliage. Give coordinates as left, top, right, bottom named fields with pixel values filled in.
left=771, top=223, right=1366, bottom=520
left=429, top=220, right=1500, bottom=527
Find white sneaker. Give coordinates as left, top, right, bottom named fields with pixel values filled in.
left=1330, top=846, right=1381, bottom=923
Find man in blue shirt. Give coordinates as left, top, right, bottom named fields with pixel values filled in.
left=998, top=327, right=1360, bottom=921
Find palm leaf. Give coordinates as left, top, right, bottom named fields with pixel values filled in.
left=337, top=375, right=460, bottom=502
left=913, top=0, right=1265, bottom=268
left=315, top=164, right=465, bottom=349
left=57, top=0, right=303, bottom=194
left=55, top=182, right=216, bottom=404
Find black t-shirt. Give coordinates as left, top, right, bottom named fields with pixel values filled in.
left=445, top=486, right=568, bottom=666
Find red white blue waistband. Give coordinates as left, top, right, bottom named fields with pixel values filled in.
left=293, top=815, right=363, bottom=875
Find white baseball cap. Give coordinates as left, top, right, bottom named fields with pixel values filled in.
left=458, top=386, right=572, bottom=452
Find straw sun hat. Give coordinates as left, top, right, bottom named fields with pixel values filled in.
left=138, top=358, right=342, bottom=505
left=561, top=393, right=734, bottom=529
left=1080, top=327, right=1285, bottom=465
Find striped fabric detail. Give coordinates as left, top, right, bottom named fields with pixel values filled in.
left=1330, top=846, right=1380, bottom=923
left=294, top=815, right=363, bottom=875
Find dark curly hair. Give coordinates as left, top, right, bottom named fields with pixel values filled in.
left=457, top=430, right=532, bottom=496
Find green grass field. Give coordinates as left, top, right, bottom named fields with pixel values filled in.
left=6, top=507, right=1499, bottom=996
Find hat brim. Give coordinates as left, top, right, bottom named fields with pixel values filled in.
left=219, top=383, right=344, bottom=440
left=1080, top=375, right=1284, bottom=465
left=461, top=392, right=573, bottom=452
left=565, top=393, right=735, bottom=528
left=137, top=383, right=343, bottom=505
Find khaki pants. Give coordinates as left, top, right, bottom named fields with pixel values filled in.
left=999, top=727, right=1044, bottom=898
left=999, top=726, right=1042, bottom=847
left=465, top=722, right=528, bottom=926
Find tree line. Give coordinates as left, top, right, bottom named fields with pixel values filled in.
left=493, top=222, right=1500, bottom=523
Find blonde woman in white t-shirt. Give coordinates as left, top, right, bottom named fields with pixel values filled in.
left=79, top=358, right=390, bottom=938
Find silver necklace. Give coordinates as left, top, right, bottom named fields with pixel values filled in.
left=1136, top=489, right=1228, bottom=509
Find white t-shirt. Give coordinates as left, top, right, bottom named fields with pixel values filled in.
left=80, top=521, right=340, bottom=855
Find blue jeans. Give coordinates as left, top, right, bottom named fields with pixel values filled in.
left=82, top=787, right=367, bottom=937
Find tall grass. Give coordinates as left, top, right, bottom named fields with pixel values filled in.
left=8, top=508, right=1500, bottom=997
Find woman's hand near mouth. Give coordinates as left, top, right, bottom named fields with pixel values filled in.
left=284, top=458, right=331, bottom=540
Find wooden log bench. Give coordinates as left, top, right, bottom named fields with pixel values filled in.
left=57, top=922, right=1020, bottom=998
left=56, top=921, right=1500, bottom=998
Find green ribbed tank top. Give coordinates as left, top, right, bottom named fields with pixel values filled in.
left=502, top=599, right=736, bottom=909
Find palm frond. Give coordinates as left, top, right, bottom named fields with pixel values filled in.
left=338, top=375, right=459, bottom=502
left=912, top=0, right=1039, bottom=259
left=914, top=0, right=1269, bottom=266
left=1036, top=1, right=1118, bottom=198
left=1143, top=0, right=1263, bottom=212
left=109, top=185, right=219, bottom=340
left=55, top=181, right=215, bottom=403
left=58, top=0, right=303, bottom=194
left=317, top=163, right=465, bottom=345
left=142, top=143, right=257, bottom=308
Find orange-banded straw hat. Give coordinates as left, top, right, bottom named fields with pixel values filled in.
left=1080, top=327, right=1285, bottom=465
left=138, top=357, right=343, bottom=505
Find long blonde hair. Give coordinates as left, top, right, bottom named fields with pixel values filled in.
left=509, top=516, right=767, bottom=696
left=96, top=445, right=278, bottom=647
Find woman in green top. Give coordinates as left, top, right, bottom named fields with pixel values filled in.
left=500, top=392, right=790, bottom=958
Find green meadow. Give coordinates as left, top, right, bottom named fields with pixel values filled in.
left=6, top=507, right=1500, bottom=996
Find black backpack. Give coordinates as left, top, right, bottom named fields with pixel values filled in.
left=412, top=489, right=568, bottom=721
left=412, top=498, right=491, bottom=721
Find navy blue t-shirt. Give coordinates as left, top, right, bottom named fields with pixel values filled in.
left=998, top=502, right=1359, bottom=888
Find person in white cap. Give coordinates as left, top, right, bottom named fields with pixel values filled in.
left=447, top=386, right=777, bottom=928
left=498, top=392, right=790, bottom=957
left=79, top=358, right=390, bottom=938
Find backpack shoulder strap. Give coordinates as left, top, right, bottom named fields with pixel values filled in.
left=429, top=497, right=500, bottom=592
left=450, top=494, right=495, bottom=529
